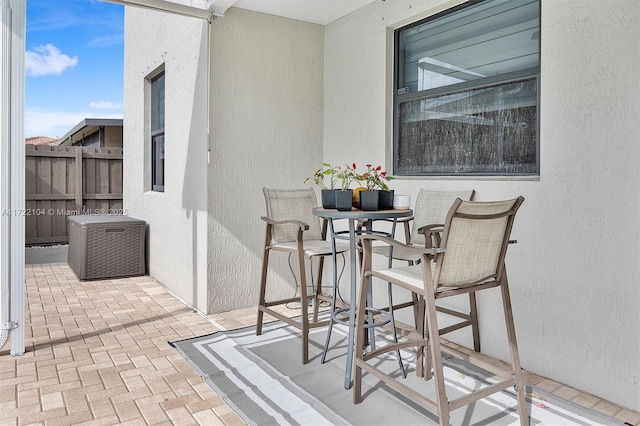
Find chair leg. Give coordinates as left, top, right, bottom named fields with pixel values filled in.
left=353, top=306, right=365, bottom=404
left=386, top=282, right=406, bottom=378
left=297, top=250, right=310, bottom=364
left=411, top=291, right=420, bottom=328
left=256, top=247, right=270, bottom=336
left=321, top=244, right=340, bottom=364
left=320, top=272, right=337, bottom=363
left=424, top=287, right=450, bottom=426
left=469, top=291, right=481, bottom=352
left=414, top=296, right=428, bottom=379
left=500, top=276, right=530, bottom=426
left=312, top=256, right=325, bottom=322
left=408, top=260, right=424, bottom=349
left=353, top=260, right=371, bottom=404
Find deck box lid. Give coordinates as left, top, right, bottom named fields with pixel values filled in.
left=67, top=214, right=146, bottom=227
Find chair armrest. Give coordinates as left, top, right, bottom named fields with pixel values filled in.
left=357, top=233, right=444, bottom=256
left=416, top=223, right=444, bottom=249
left=417, top=223, right=444, bottom=235
left=356, top=216, right=414, bottom=244
left=261, top=216, right=309, bottom=231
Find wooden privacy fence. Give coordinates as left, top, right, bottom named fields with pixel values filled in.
left=25, top=145, right=124, bottom=245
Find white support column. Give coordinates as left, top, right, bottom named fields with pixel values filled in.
left=0, top=0, right=25, bottom=356
left=10, top=0, right=25, bottom=356
left=0, top=0, right=11, bottom=352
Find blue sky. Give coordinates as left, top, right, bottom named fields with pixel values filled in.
left=25, top=0, right=124, bottom=138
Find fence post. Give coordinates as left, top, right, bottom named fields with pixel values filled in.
left=74, top=147, right=83, bottom=212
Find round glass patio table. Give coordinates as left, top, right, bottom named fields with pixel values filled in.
left=312, top=207, right=413, bottom=389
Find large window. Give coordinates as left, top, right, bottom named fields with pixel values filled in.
left=151, top=71, right=165, bottom=191
left=394, top=0, right=540, bottom=176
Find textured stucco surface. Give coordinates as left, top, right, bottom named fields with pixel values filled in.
left=207, top=8, right=325, bottom=313
left=123, top=8, right=209, bottom=312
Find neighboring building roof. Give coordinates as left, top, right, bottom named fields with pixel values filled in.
left=55, top=118, right=123, bottom=146
left=25, top=136, right=58, bottom=145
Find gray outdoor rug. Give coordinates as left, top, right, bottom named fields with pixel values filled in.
left=171, top=320, right=622, bottom=425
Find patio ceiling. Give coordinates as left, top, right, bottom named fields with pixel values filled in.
left=231, top=0, right=377, bottom=25
left=104, top=0, right=377, bottom=24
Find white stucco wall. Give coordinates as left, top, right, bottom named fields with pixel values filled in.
left=207, top=8, right=325, bottom=313
left=324, top=0, right=640, bottom=411
left=123, top=8, right=209, bottom=312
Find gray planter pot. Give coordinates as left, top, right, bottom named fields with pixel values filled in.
left=378, top=190, right=394, bottom=210
left=359, top=190, right=379, bottom=211
left=335, top=190, right=353, bottom=211
left=321, top=189, right=337, bottom=209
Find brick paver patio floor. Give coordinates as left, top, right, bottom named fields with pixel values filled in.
left=0, top=262, right=638, bottom=425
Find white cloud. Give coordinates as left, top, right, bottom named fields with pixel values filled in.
left=25, top=44, right=78, bottom=77
left=89, top=101, right=122, bottom=110
left=88, top=34, right=124, bottom=48
left=25, top=107, right=122, bottom=138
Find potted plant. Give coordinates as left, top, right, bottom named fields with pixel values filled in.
left=305, top=162, right=357, bottom=210
left=358, top=164, right=394, bottom=210
left=334, top=163, right=357, bottom=211
left=304, top=163, right=340, bottom=208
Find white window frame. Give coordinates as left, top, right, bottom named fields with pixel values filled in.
left=148, top=69, right=165, bottom=192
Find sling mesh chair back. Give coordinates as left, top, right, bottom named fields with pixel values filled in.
left=371, top=189, right=481, bottom=352
left=257, top=187, right=349, bottom=364
left=382, top=189, right=475, bottom=262
left=354, top=196, right=528, bottom=426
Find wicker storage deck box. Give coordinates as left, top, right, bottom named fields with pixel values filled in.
left=67, top=215, right=146, bottom=280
